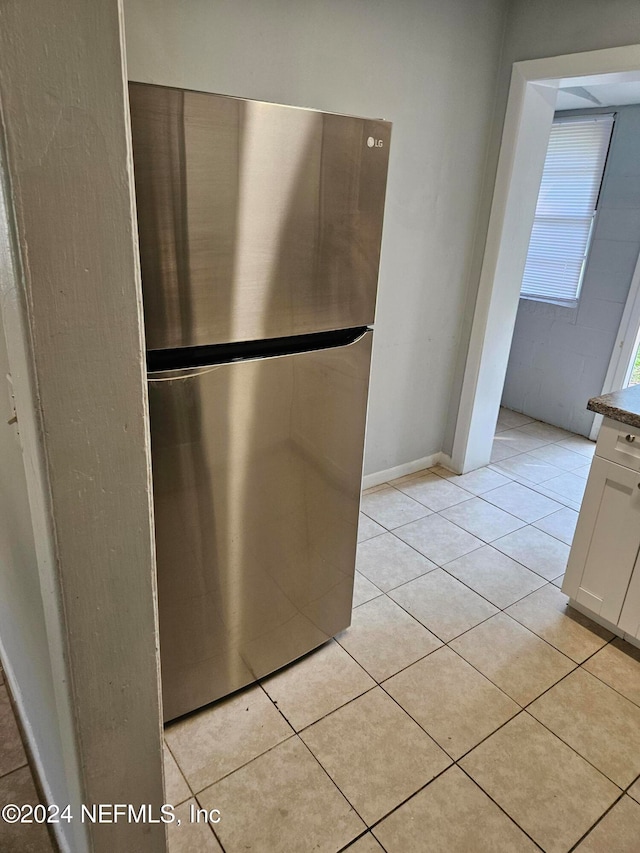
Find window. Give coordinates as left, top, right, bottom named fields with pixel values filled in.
left=520, top=113, right=615, bottom=307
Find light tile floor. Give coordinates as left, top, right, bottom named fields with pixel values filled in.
left=162, top=408, right=640, bottom=852
left=6, top=410, right=638, bottom=851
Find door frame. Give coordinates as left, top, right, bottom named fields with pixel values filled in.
left=590, top=245, right=640, bottom=438
left=450, top=44, right=640, bottom=474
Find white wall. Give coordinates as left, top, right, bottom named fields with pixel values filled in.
left=503, top=105, right=640, bottom=436
left=0, top=300, right=81, bottom=853
left=445, top=0, right=640, bottom=455
left=123, top=0, right=508, bottom=477
left=503, top=0, right=640, bottom=62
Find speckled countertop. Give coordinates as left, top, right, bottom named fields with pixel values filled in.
left=587, top=385, right=640, bottom=429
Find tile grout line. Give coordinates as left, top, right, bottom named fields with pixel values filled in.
left=486, top=462, right=586, bottom=509
left=383, top=496, right=570, bottom=567
left=184, top=732, right=297, bottom=795
left=485, top=435, right=591, bottom=489
left=358, top=761, right=468, bottom=844
left=209, top=812, right=228, bottom=853
left=351, top=578, right=582, bottom=696
left=580, top=651, right=640, bottom=709
left=392, top=554, right=555, bottom=614
left=540, top=627, right=638, bottom=683
left=163, top=670, right=301, bottom=793
left=380, top=584, right=498, bottom=646
left=293, top=733, right=370, bottom=828
left=334, top=632, right=441, bottom=694
left=516, top=668, right=635, bottom=792
left=191, top=789, right=228, bottom=853
left=359, top=762, right=454, bottom=845
left=380, top=574, right=576, bottom=660
left=440, top=560, right=554, bottom=603
left=336, top=829, right=388, bottom=853
left=369, top=517, right=569, bottom=588
left=442, top=612, right=581, bottom=702
left=626, top=770, right=640, bottom=793
left=163, top=738, right=192, bottom=803
left=257, top=681, right=300, bottom=734
left=438, top=460, right=587, bottom=512
left=565, top=787, right=628, bottom=852
left=0, top=759, right=29, bottom=780
left=454, top=752, right=546, bottom=852
left=374, top=667, right=522, bottom=769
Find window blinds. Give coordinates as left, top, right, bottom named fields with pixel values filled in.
left=520, top=113, right=615, bottom=305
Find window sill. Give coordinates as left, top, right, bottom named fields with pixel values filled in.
left=520, top=295, right=579, bottom=309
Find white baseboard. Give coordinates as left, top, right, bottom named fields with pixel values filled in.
left=437, top=453, right=459, bottom=474
left=362, top=452, right=444, bottom=490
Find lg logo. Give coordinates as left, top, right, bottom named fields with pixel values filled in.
left=367, top=136, right=384, bottom=148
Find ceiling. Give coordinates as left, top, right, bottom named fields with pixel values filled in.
left=556, top=79, right=640, bottom=111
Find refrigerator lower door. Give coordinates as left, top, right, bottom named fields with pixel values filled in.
left=149, top=331, right=372, bottom=721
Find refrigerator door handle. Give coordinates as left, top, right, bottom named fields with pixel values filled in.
left=148, top=327, right=372, bottom=380
left=345, top=328, right=370, bottom=347
left=148, top=365, right=223, bottom=383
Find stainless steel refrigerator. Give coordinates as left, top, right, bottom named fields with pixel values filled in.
left=129, top=82, right=391, bottom=721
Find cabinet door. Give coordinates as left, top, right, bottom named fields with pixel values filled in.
left=563, top=456, right=640, bottom=624
left=619, top=551, right=640, bottom=639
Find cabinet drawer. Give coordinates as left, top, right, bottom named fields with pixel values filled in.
left=596, top=418, right=640, bottom=472
left=563, top=456, right=640, bottom=624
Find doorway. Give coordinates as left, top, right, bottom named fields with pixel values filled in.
left=631, top=338, right=640, bottom=385
left=587, top=243, right=640, bottom=438
left=451, top=45, right=640, bottom=474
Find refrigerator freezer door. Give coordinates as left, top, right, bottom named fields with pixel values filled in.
left=129, top=83, right=390, bottom=350
left=149, top=331, right=372, bottom=721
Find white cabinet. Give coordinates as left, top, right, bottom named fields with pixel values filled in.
left=562, top=418, right=640, bottom=644
left=619, top=554, right=640, bottom=640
